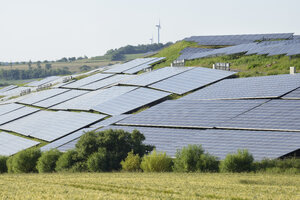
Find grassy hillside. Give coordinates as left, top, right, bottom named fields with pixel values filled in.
left=0, top=173, right=299, bottom=199
left=153, top=41, right=300, bottom=77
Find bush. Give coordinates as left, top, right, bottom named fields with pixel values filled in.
left=220, top=149, right=254, bottom=173
left=173, top=145, right=219, bottom=172
left=121, top=150, right=141, bottom=172
left=70, top=161, right=88, bottom=172
left=36, top=150, right=62, bottom=173
left=6, top=156, right=14, bottom=173
left=87, top=149, right=108, bottom=172
left=55, top=150, right=79, bottom=172
left=0, top=156, right=8, bottom=173
left=10, top=148, right=41, bottom=173
left=254, top=158, right=300, bottom=173
left=140, top=150, right=172, bottom=172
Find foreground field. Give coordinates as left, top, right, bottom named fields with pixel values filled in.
left=0, top=173, right=299, bottom=199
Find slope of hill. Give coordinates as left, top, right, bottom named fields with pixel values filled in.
left=152, top=41, right=300, bottom=77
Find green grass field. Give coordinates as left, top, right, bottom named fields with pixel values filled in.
left=0, top=173, right=299, bottom=199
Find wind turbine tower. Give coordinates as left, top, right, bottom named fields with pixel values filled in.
left=156, top=20, right=161, bottom=44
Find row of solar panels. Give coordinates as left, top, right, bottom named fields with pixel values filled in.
left=180, top=38, right=300, bottom=60
left=184, top=33, right=294, bottom=46
left=42, top=126, right=299, bottom=161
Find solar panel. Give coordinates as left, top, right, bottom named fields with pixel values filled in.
left=51, top=86, right=137, bottom=111
left=117, top=99, right=267, bottom=128
left=150, top=67, right=236, bottom=95
left=91, top=115, right=130, bottom=128
left=0, top=111, right=106, bottom=142
left=0, top=106, right=39, bottom=125
left=80, top=74, right=136, bottom=90
left=219, top=100, right=300, bottom=132
left=0, top=103, right=24, bottom=116
left=56, top=125, right=300, bottom=160
left=182, top=73, right=300, bottom=100
left=18, top=88, right=69, bottom=105
left=0, top=87, right=29, bottom=97
left=123, top=57, right=166, bottom=74
left=61, top=73, right=113, bottom=89
left=41, top=128, right=95, bottom=152
left=282, top=87, right=300, bottom=99
left=34, top=90, right=89, bottom=108
left=93, top=88, right=170, bottom=115
left=0, top=132, right=40, bottom=156
left=0, top=85, right=18, bottom=94
left=26, top=76, right=60, bottom=87
left=104, top=58, right=157, bottom=73
left=120, top=67, right=193, bottom=86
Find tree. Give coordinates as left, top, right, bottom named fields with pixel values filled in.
left=140, top=150, right=173, bottom=172
left=75, top=129, right=154, bottom=171
left=10, top=148, right=41, bottom=173
left=79, top=65, right=91, bottom=72
left=28, top=60, right=32, bottom=70
left=36, top=149, right=62, bottom=173
left=45, top=63, right=52, bottom=70
left=36, top=61, right=42, bottom=69
left=111, top=52, right=125, bottom=61
left=121, top=150, right=141, bottom=172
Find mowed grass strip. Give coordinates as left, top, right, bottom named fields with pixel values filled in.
left=0, top=173, right=299, bottom=199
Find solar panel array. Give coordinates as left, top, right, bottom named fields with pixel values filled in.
left=0, top=85, right=18, bottom=94
left=0, top=87, right=30, bottom=97
left=55, top=126, right=300, bottom=160
left=117, top=99, right=267, bottom=128
left=18, top=88, right=69, bottom=105
left=93, top=88, right=170, bottom=115
left=52, top=86, right=137, bottom=111
left=121, top=67, right=192, bottom=86
left=104, top=58, right=157, bottom=73
left=41, top=128, right=95, bottom=152
left=0, top=132, right=40, bottom=156
left=219, top=100, right=300, bottom=132
left=123, top=57, right=166, bottom=74
left=34, top=90, right=89, bottom=108
left=150, top=67, right=236, bottom=95
left=26, top=76, right=60, bottom=87
left=182, top=73, right=300, bottom=100
left=184, top=33, right=293, bottom=46
left=91, top=115, right=130, bottom=128
left=178, top=48, right=215, bottom=60
left=80, top=74, right=136, bottom=90
left=61, top=73, right=113, bottom=89
left=180, top=39, right=300, bottom=60
left=0, top=103, right=24, bottom=116
left=0, top=106, right=39, bottom=125
left=282, top=88, right=300, bottom=99
left=0, top=111, right=106, bottom=142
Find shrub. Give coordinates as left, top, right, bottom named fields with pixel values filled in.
left=254, top=158, right=300, bottom=173
left=11, top=148, right=41, bottom=173
left=70, top=161, right=88, bottom=172
left=0, top=156, right=8, bottom=173
left=121, top=150, right=141, bottom=172
left=220, top=149, right=254, bottom=173
left=173, top=144, right=219, bottom=172
left=140, top=150, right=172, bottom=172
left=36, top=150, right=62, bottom=173
left=55, top=150, right=79, bottom=172
left=6, top=156, right=14, bottom=173
left=87, top=148, right=108, bottom=172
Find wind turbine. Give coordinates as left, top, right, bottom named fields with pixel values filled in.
left=150, top=35, right=153, bottom=44
left=156, top=20, right=161, bottom=44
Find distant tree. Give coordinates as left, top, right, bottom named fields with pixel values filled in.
left=28, top=60, right=32, bottom=70
left=68, top=57, right=76, bottom=62
left=84, top=55, right=88, bottom=59
left=45, top=63, right=52, bottom=70
left=79, top=65, right=91, bottom=72
left=57, top=57, right=68, bottom=62
left=111, top=52, right=125, bottom=61
left=36, top=61, right=42, bottom=69
left=77, top=56, right=84, bottom=60
left=43, top=60, right=49, bottom=63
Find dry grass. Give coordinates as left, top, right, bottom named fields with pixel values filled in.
left=0, top=173, right=299, bottom=199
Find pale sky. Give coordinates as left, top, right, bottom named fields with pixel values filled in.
left=0, top=0, right=299, bottom=62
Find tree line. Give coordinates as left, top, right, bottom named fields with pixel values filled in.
left=0, top=68, right=70, bottom=80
